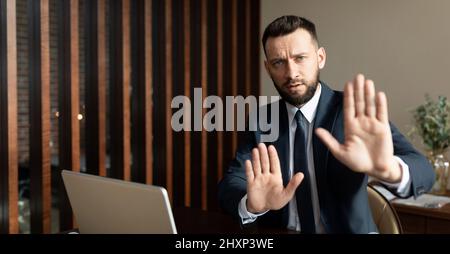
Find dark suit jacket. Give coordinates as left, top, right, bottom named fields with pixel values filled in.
left=218, top=82, right=435, bottom=233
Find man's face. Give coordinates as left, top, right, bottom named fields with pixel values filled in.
left=264, top=28, right=326, bottom=107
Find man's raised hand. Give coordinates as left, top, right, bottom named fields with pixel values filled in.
left=245, top=143, right=304, bottom=213
left=315, top=74, right=402, bottom=183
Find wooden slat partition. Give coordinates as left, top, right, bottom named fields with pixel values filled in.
left=0, top=0, right=261, bottom=233
left=109, top=0, right=131, bottom=181
left=57, top=0, right=80, bottom=231
left=28, top=0, right=51, bottom=234
left=0, top=0, right=18, bottom=234
left=85, top=0, right=107, bottom=177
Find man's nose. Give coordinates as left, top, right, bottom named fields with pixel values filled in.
left=285, top=60, right=299, bottom=80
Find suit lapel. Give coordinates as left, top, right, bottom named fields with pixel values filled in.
left=270, top=101, right=290, bottom=187
left=312, top=82, right=341, bottom=231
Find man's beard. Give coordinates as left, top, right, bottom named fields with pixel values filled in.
left=272, top=72, right=320, bottom=107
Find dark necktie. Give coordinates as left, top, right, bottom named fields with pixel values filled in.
left=293, top=110, right=316, bottom=233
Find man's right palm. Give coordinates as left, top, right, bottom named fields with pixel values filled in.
left=245, top=144, right=304, bottom=213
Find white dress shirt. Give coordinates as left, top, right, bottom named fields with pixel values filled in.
left=238, top=83, right=412, bottom=233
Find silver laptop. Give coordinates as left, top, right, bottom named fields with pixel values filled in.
left=61, top=170, right=177, bottom=234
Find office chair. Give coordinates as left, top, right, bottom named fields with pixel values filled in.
left=367, top=184, right=403, bottom=234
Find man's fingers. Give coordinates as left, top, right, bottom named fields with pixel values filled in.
left=245, top=160, right=254, bottom=183
left=258, top=143, right=270, bottom=174
left=284, top=172, right=304, bottom=197
left=376, top=91, right=389, bottom=123
left=344, top=82, right=355, bottom=122
left=364, top=79, right=376, bottom=117
left=354, top=74, right=365, bottom=117
left=315, top=128, right=344, bottom=159
left=251, top=148, right=261, bottom=177
left=267, top=145, right=281, bottom=175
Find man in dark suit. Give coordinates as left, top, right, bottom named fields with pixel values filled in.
left=217, top=15, right=435, bottom=233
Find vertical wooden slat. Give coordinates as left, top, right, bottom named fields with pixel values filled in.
left=85, top=0, right=106, bottom=177
left=216, top=0, right=223, bottom=183
left=151, top=0, right=166, bottom=190
left=251, top=0, right=260, bottom=96
left=144, top=0, right=153, bottom=185
left=132, top=0, right=153, bottom=185
left=165, top=0, right=173, bottom=201
left=171, top=0, right=185, bottom=207
left=245, top=0, right=251, bottom=97
left=110, top=0, right=131, bottom=181
left=183, top=0, right=191, bottom=207
left=206, top=0, right=218, bottom=211
left=97, top=0, right=106, bottom=177
left=28, top=0, right=51, bottom=234
left=231, top=0, right=237, bottom=155
left=6, top=0, right=18, bottom=232
left=122, top=0, right=131, bottom=181
left=236, top=1, right=245, bottom=100
left=221, top=0, right=232, bottom=195
left=57, top=0, right=80, bottom=231
left=69, top=0, right=80, bottom=174
left=0, top=0, right=18, bottom=234
left=200, top=0, right=207, bottom=211
left=189, top=0, right=201, bottom=208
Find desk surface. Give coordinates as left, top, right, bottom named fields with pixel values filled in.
left=173, top=207, right=297, bottom=234
left=173, top=207, right=241, bottom=234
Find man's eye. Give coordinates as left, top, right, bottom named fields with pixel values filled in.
left=296, top=56, right=305, bottom=61
left=272, top=61, right=283, bottom=66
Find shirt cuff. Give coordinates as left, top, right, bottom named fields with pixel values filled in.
left=238, top=194, right=269, bottom=224
left=379, top=156, right=411, bottom=197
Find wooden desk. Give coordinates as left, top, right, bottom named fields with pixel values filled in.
left=173, top=207, right=297, bottom=234
left=392, top=190, right=450, bottom=234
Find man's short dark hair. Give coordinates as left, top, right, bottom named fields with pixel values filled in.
left=262, top=16, right=319, bottom=55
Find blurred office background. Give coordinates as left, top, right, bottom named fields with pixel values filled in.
left=1, top=0, right=449, bottom=234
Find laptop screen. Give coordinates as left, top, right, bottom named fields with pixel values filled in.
left=61, top=170, right=177, bottom=234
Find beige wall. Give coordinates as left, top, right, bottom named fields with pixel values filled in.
left=261, top=0, right=450, bottom=154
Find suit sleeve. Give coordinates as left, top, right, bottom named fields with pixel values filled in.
left=217, top=129, right=256, bottom=221
left=390, top=123, right=435, bottom=198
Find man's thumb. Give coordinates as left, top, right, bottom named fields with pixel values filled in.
left=285, top=172, right=304, bottom=196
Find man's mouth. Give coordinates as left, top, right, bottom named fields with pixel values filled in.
left=285, top=83, right=302, bottom=92
left=287, top=83, right=300, bottom=88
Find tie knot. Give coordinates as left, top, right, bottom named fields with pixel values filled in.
left=295, top=110, right=304, bottom=125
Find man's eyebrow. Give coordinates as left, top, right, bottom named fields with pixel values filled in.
left=291, top=52, right=308, bottom=57
left=268, top=57, right=284, bottom=62
left=269, top=52, right=309, bottom=62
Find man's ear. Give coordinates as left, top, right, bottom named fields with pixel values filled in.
left=318, top=47, right=326, bottom=70
left=264, top=60, right=270, bottom=74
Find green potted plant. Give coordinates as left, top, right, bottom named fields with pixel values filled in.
left=410, top=95, right=450, bottom=194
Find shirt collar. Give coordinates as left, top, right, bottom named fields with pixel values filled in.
left=285, top=83, right=322, bottom=125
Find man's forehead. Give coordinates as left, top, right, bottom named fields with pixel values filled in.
left=265, top=29, right=315, bottom=58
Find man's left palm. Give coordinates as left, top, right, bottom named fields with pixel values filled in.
left=315, top=74, right=401, bottom=183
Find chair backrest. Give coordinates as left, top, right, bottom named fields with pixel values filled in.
left=367, top=185, right=403, bottom=234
